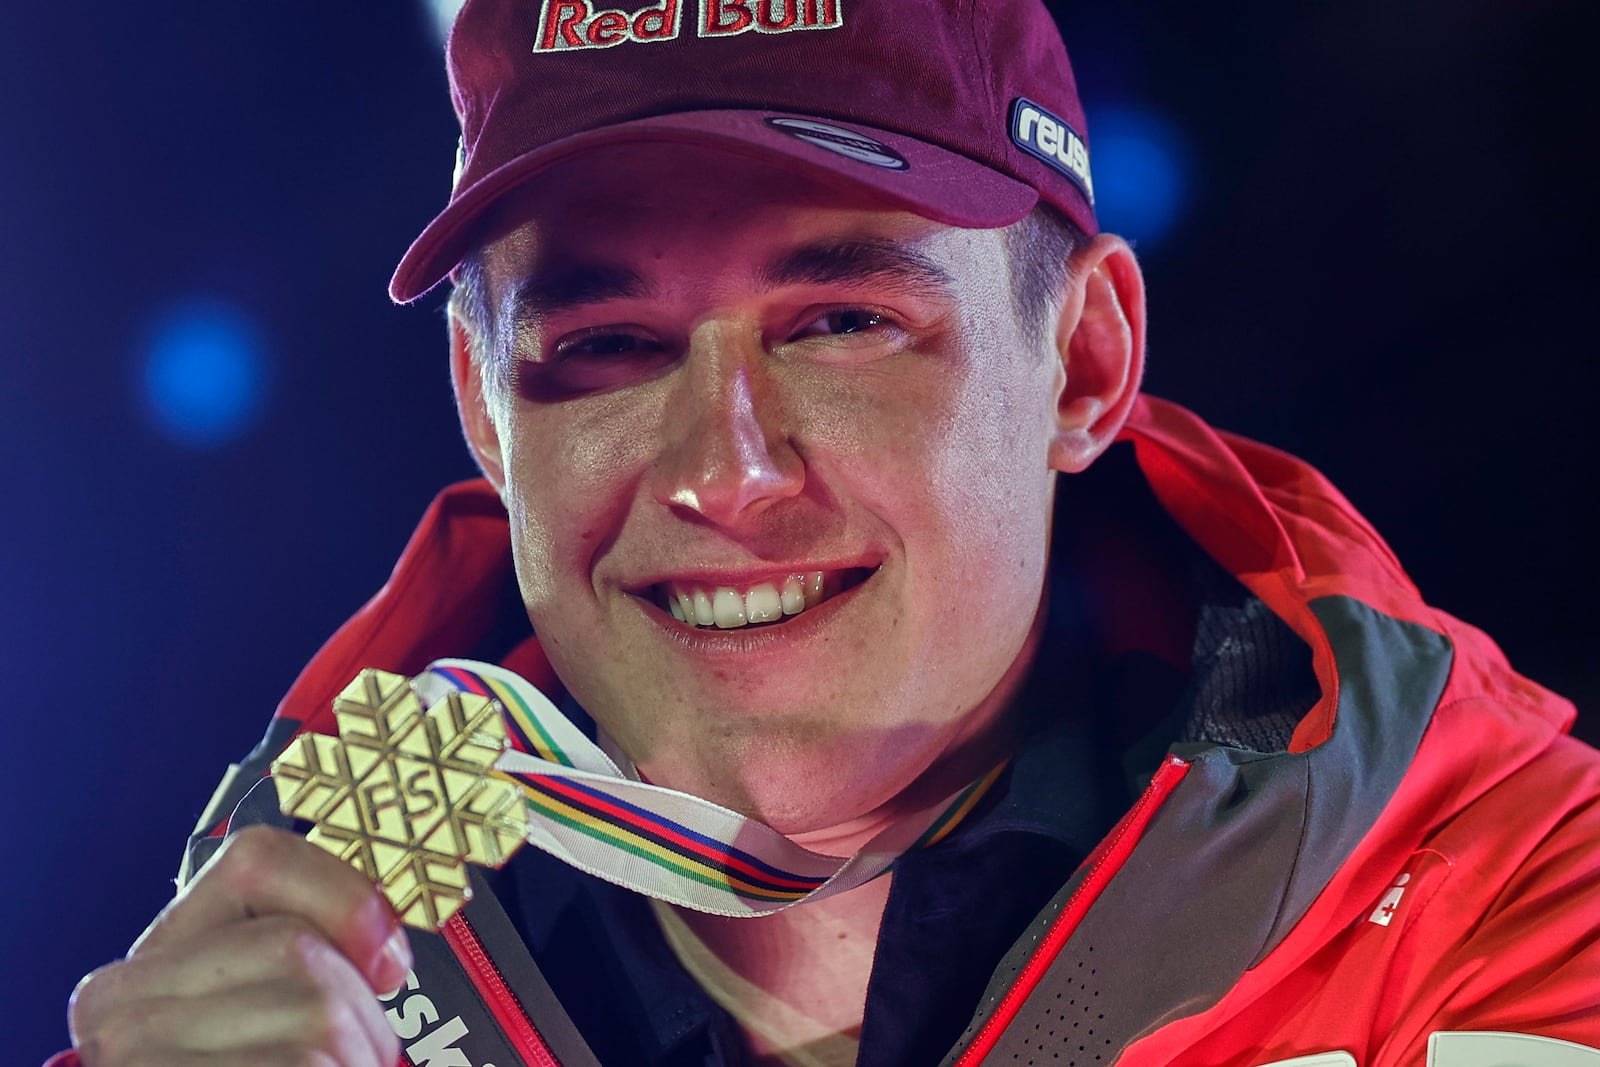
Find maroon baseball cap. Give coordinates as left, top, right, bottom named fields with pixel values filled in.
left=390, top=0, right=1098, bottom=303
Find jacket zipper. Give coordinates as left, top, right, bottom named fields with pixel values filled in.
left=951, top=754, right=1193, bottom=1067
left=439, top=910, right=565, bottom=1067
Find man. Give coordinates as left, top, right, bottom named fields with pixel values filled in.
left=59, top=0, right=1600, bottom=1065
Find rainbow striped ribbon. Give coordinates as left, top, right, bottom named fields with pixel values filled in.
left=416, top=659, right=1006, bottom=917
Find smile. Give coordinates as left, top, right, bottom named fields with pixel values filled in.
left=652, top=569, right=872, bottom=630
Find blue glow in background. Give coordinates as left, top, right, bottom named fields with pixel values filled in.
left=1087, top=103, right=1191, bottom=251
left=139, top=299, right=272, bottom=447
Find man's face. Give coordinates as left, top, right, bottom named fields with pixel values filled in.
left=463, top=145, right=1073, bottom=836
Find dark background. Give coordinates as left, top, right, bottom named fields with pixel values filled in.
left=5, top=2, right=1594, bottom=1058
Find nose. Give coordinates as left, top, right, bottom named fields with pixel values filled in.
left=650, top=322, right=804, bottom=527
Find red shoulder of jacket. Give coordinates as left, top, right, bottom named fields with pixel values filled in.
left=271, top=478, right=560, bottom=737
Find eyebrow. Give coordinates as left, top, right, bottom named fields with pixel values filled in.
left=757, top=237, right=956, bottom=299
left=506, top=262, right=649, bottom=323
left=506, top=237, right=956, bottom=322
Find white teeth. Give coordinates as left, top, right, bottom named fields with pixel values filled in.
left=692, top=590, right=715, bottom=626
left=713, top=589, right=746, bottom=628
left=780, top=576, right=805, bottom=615
left=659, top=571, right=832, bottom=630
left=745, top=583, right=782, bottom=624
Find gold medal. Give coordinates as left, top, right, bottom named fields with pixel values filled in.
left=270, top=668, right=529, bottom=929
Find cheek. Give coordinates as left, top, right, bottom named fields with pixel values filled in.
left=499, top=439, right=559, bottom=609
left=914, top=325, right=1057, bottom=537
left=501, top=395, right=660, bottom=607
left=910, top=357, right=1058, bottom=640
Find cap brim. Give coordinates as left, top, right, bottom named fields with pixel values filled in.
left=389, top=109, right=1038, bottom=303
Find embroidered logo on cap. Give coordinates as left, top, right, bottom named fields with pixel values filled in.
left=1010, top=97, right=1094, bottom=205
left=534, top=0, right=840, bottom=50
left=765, top=117, right=908, bottom=170
left=700, top=0, right=841, bottom=36
left=535, top=0, right=683, bottom=49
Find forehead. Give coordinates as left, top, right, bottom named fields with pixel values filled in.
left=471, top=142, right=1009, bottom=298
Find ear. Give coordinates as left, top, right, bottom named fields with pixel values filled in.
left=1047, top=233, right=1147, bottom=473
left=449, top=309, right=508, bottom=496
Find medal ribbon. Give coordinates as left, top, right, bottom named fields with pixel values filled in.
left=419, top=658, right=1006, bottom=918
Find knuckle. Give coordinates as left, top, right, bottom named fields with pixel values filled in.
left=298, top=988, right=344, bottom=1047
left=334, top=888, right=393, bottom=957
left=68, top=964, right=111, bottom=1028
left=68, top=961, right=131, bottom=1045
left=77, top=1001, right=147, bottom=1065
left=269, top=918, right=339, bottom=980
left=213, top=823, right=292, bottom=890
left=293, top=992, right=371, bottom=1064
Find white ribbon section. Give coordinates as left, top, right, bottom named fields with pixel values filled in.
left=419, top=658, right=983, bottom=917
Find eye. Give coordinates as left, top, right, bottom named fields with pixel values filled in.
left=519, top=324, right=677, bottom=401
left=790, top=307, right=895, bottom=341
left=555, top=327, right=667, bottom=360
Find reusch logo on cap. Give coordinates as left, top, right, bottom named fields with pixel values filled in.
left=535, top=0, right=841, bottom=50
left=1010, top=97, right=1094, bottom=205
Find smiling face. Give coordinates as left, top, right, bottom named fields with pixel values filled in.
left=453, top=144, right=1142, bottom=840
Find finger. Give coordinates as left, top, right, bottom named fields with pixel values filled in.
left=79, top=916, right=402, bottom=1062
left=96, top=915, right=402, bottom=1002
left=76, top=966, right=396, bottom=1067
left=131, top=825, right=412, bottom=993
left=79, top=1049, right=342, bottom=1067
left=81, top=1043, right=345, bottom=1067
left=181, top=963, right=396, bottom=1065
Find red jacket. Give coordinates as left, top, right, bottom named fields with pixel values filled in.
left=51, top=396, right=1600, bottom=1066
left=964, top=398, right=1600, bottom=1064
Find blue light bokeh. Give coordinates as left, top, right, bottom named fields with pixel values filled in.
left=1087, top=102, right=1192, bottom=250
left=139, top=298, right=271, bottom=447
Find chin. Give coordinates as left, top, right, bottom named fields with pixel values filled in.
left=645, top=725, right=925, bottom=838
